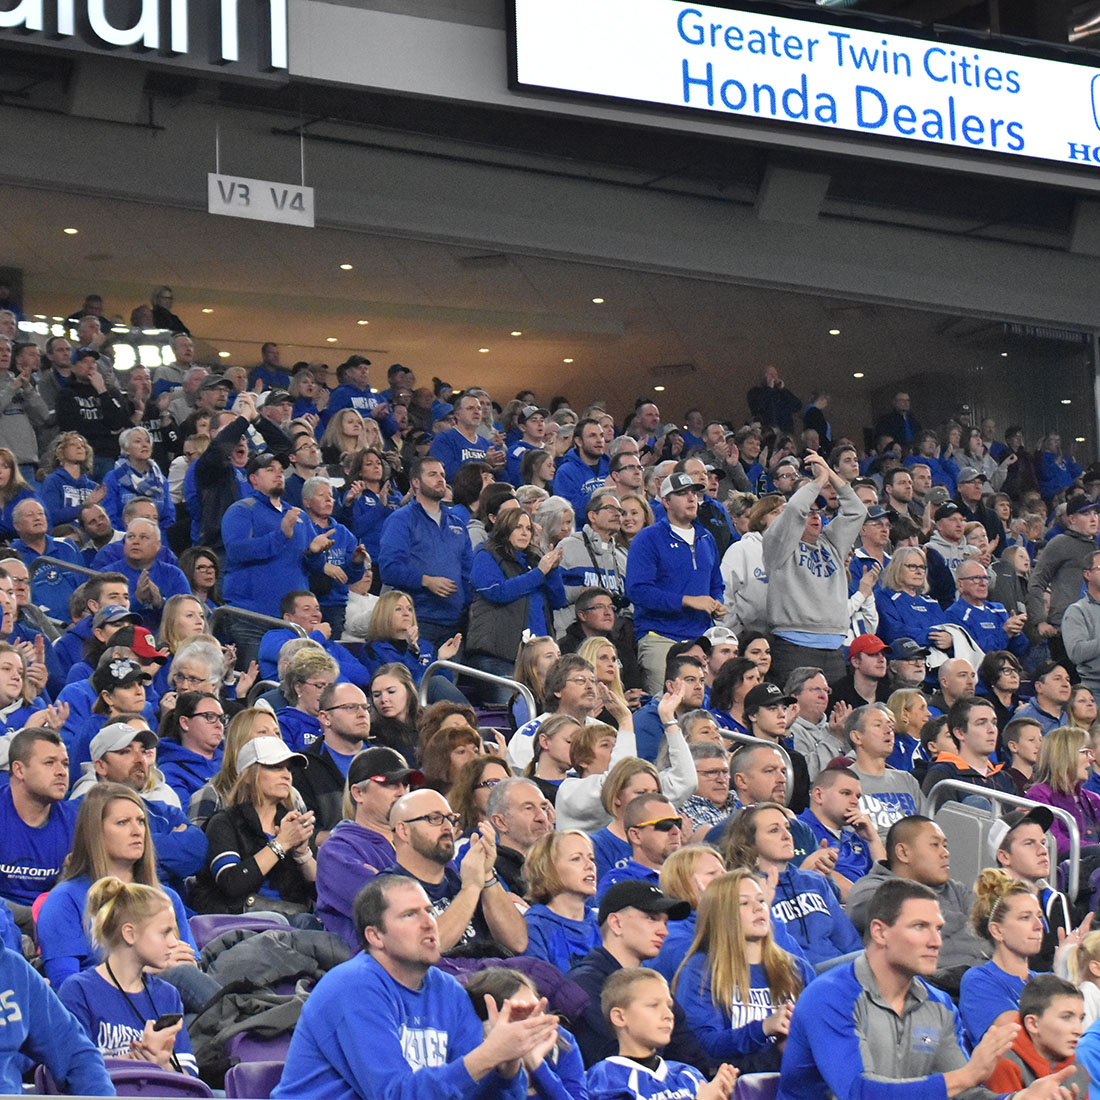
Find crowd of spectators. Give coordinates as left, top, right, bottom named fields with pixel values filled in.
left=0, top=296, right=1098, bottom=1098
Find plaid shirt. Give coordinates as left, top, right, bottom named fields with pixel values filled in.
left=680, top=793, right=740, bottom=830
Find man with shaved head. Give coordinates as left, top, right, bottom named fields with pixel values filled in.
left=387, top=789, right=527, bottom=955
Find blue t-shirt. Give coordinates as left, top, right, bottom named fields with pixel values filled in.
left=0, top=789, right=79, bottom=905
left=591, top=827, right=632, bottom=882
left=37, top=875, right=196, bottom=989
left=58, top=967, right=198, bottom=1075
left=959, top=959, right=1035, bottom=1049
left=587, top=1056, right=704, bottom=1100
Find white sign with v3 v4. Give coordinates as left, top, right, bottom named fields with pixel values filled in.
left=511, top=0, right=1100, bottom=170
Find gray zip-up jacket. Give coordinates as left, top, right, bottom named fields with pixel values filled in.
left=1027, top=527, right=1099, bottom=628
left=763, top=479, right=866, bottom=637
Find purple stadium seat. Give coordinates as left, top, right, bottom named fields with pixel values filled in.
left=36, top=1059, right=214, bottom=1097
left=224, top=1059, right=286, bottom=1098
left=733, top=1073, right=780, bottom=1100
left=188, top=914, right=289, bottom=951
left=226, top=1030, right=293, bottom=1064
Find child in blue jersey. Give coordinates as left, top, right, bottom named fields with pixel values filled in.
left=58, top=876, right=198, bottom=1076
left=465, top=968, right=587, bottom=1100
left=587, top=968, right=737, bottom=1100
left=671, top=869, right=814, bottom=1073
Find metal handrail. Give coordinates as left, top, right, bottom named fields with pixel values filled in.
left=27, top=554, right=100, bottom=581
left=717, top=730, right=794, bottom=807
left=418, top=659, right=536, bottom=718
left=209, top=606, right=307, bottom=640
left=924, top=779, right=1081, bottom=900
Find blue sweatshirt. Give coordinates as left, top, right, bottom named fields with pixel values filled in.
left=342, top=486, right=401, bottom=563
left=14, top=535, right=84, bottom=622
left=625, top=519, right=723, bottom=641
left=273, top=952, right=528, bottom=1100
left=524, top=904, right=601, bottom=974
left=378, top=501, right=473, bottom=628
left=258, top=628, right=370, bottom=688
left=222, top=490, right=321, bottom=617
left=38, top=875, right=195, bottom=989
left=874, top=588, right=949, bottom=648
left=0, top=949, right=113, bottom=1096
left=305, top=517, right=365, bottom=611
left=770, top=865, right=862, bottom=966
left=39, top=468, right=99, bottom=527
left=796, top=810, right=874, bottom=884
left=156, top=739, right=223, bottom=805
left=552, top=450, right=610, bottom=518
left=322, top=384, right=397, bottom=437
left=359, top=638, right=446, bottom=686
left=674, top=954, right=815, bottom=1070
left=942, top=598, right=1027, bottom=656
left=429, top=428, right=492, bottom=480
left=591, top=828, right=631, bottom=882
left=315, top=820, right=398, bottom=952
left=504, top=440, right=540, bottom=487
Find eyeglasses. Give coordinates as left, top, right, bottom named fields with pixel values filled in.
left=192, top=711, right=228, bottom=727
left=581, top=602, right=615, bottom=614
left=958, top=575, right=987, bottom=583
left=633, top=817, right=683, bottom=832
left=174, top=673, right=209, bottom=687
left=598, top=505, right=625, bottom=515
left=904, top=563, right=929, bottom=572
left=475, top=778, right=503, bottom=790
left=696, top=769, right=730, bottom=782
left=324, top=703, right=371, bottom=714
left=617, top=463, right=643, bottom=472
left=566, top=676, right=598, bottom=687
left=401, top=811, right=461, bottom=829
left=303, top=680, right=334, bottom=691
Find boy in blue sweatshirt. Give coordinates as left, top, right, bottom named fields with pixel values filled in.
left=274, top=875, right=555, bottom=1100
left=587, top=968, right=737, bottom=1100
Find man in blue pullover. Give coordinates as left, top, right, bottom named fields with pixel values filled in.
left=221, top=452, right=331, bottom=662
left=320, top=355, right=397, bottom=436
left=944, top=560, right=1029, bottom=656
left=779, top=877, right=1074, bottom=1100
left=553, top=417, right=610, bottom=519
left=626, top=470, right=725, bottom=695
left=378, top=457, right=472, bottom=649
left=274, top=875, right=553, bottom=1100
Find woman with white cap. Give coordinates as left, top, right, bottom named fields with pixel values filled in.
left=190, top=738, right=317, bottom=919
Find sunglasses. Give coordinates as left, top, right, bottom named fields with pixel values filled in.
left=633, top=817, right=683, bottom=833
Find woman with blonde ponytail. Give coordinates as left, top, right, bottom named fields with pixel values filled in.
left=671, top=868, right=813, bottom=1073
left=959, top=869, right=1044, bottom=1048
left=1064, top=929, right=1100, bottom=1027
left=57, top=877, right=199, bottom=1076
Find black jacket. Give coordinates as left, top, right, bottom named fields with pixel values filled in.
left=193, top=414, right=293, bottom=550
left=191, top=801, right=316, bottom=914
left=557, top=617, right=644, bottom=691
left=289, top=740, right=352, bottom=834
left=55, top=380, right=129, bottom=457
left=566, top=946, right=713, bottom=1073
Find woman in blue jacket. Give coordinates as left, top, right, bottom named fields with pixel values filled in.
left=101, top=427, right=174, bottom=533
left=39, top=432, right=101, bottom=528
left=1038, top=433, right=1083, bottom=501
left=874, top=546, right=955, bottom=650
left=523, top=830, right=600, bottom=973
left=339, top=447, right=402, bottom=578
left=466, top=508, right=567, bottom=696
left=672, top=868, right=814, bottom=1072
left=722, top=802, right=862, bottom=967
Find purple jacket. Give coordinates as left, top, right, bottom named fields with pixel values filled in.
left=1024, top=782, right=1100, bottom=858
left=315, top=819, right=397, bottom=952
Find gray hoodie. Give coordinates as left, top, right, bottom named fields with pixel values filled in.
left=763, top=480, right=866, bottom=637
left=1027, top=527, right=1100, bottom=628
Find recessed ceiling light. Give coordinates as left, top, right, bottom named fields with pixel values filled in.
left=51, top=316, right=63, bottom=322
left=1077, top=436, right=1087, bottom=442
left=653, top=385, right=665, bottom=392
left=479, top=348, right=490, bottom=353
left=217, top=351, right=230, bottom=358
left=33, top=315, right=45, bottom=321
left=591, top=297, right=605, bottom=304
left=829, top=328, right=841, bottom=336
left=326, top=337, right=338, bottom=343
left=1000, top=352, right=1008, bottom=358
left=201, top=308, right=213, bottom=314
left=563, top=358, right=574, bottom=364
left=1061, top=398, right=1072, bottom=404
left=339, top=263, right=353, bottom=270
left=510, top=331, right=522, bottom=337
left=357, top=319, right=369, bottom=325
left=63, top=227, right=78, bottom=235
left=852, top=372, right=864, bottom=379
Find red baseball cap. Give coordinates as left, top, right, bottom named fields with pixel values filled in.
left=131, top=626, right=170, bottom=663
left=848, top=634, right=888, bottom=659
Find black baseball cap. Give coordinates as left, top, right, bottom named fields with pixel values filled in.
left=744, top=681, right=795, bottom=715
left=245, top=451, right=285, bottom=476
left=347, top=747, right=423, bottom=788
left=597, top=881, right=690, bottom=926
left=1066, top=492, right=1100, bottom=516
left=934, top=502, right=962, bottom=522
left=889, top=637, right=931, bottom=661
